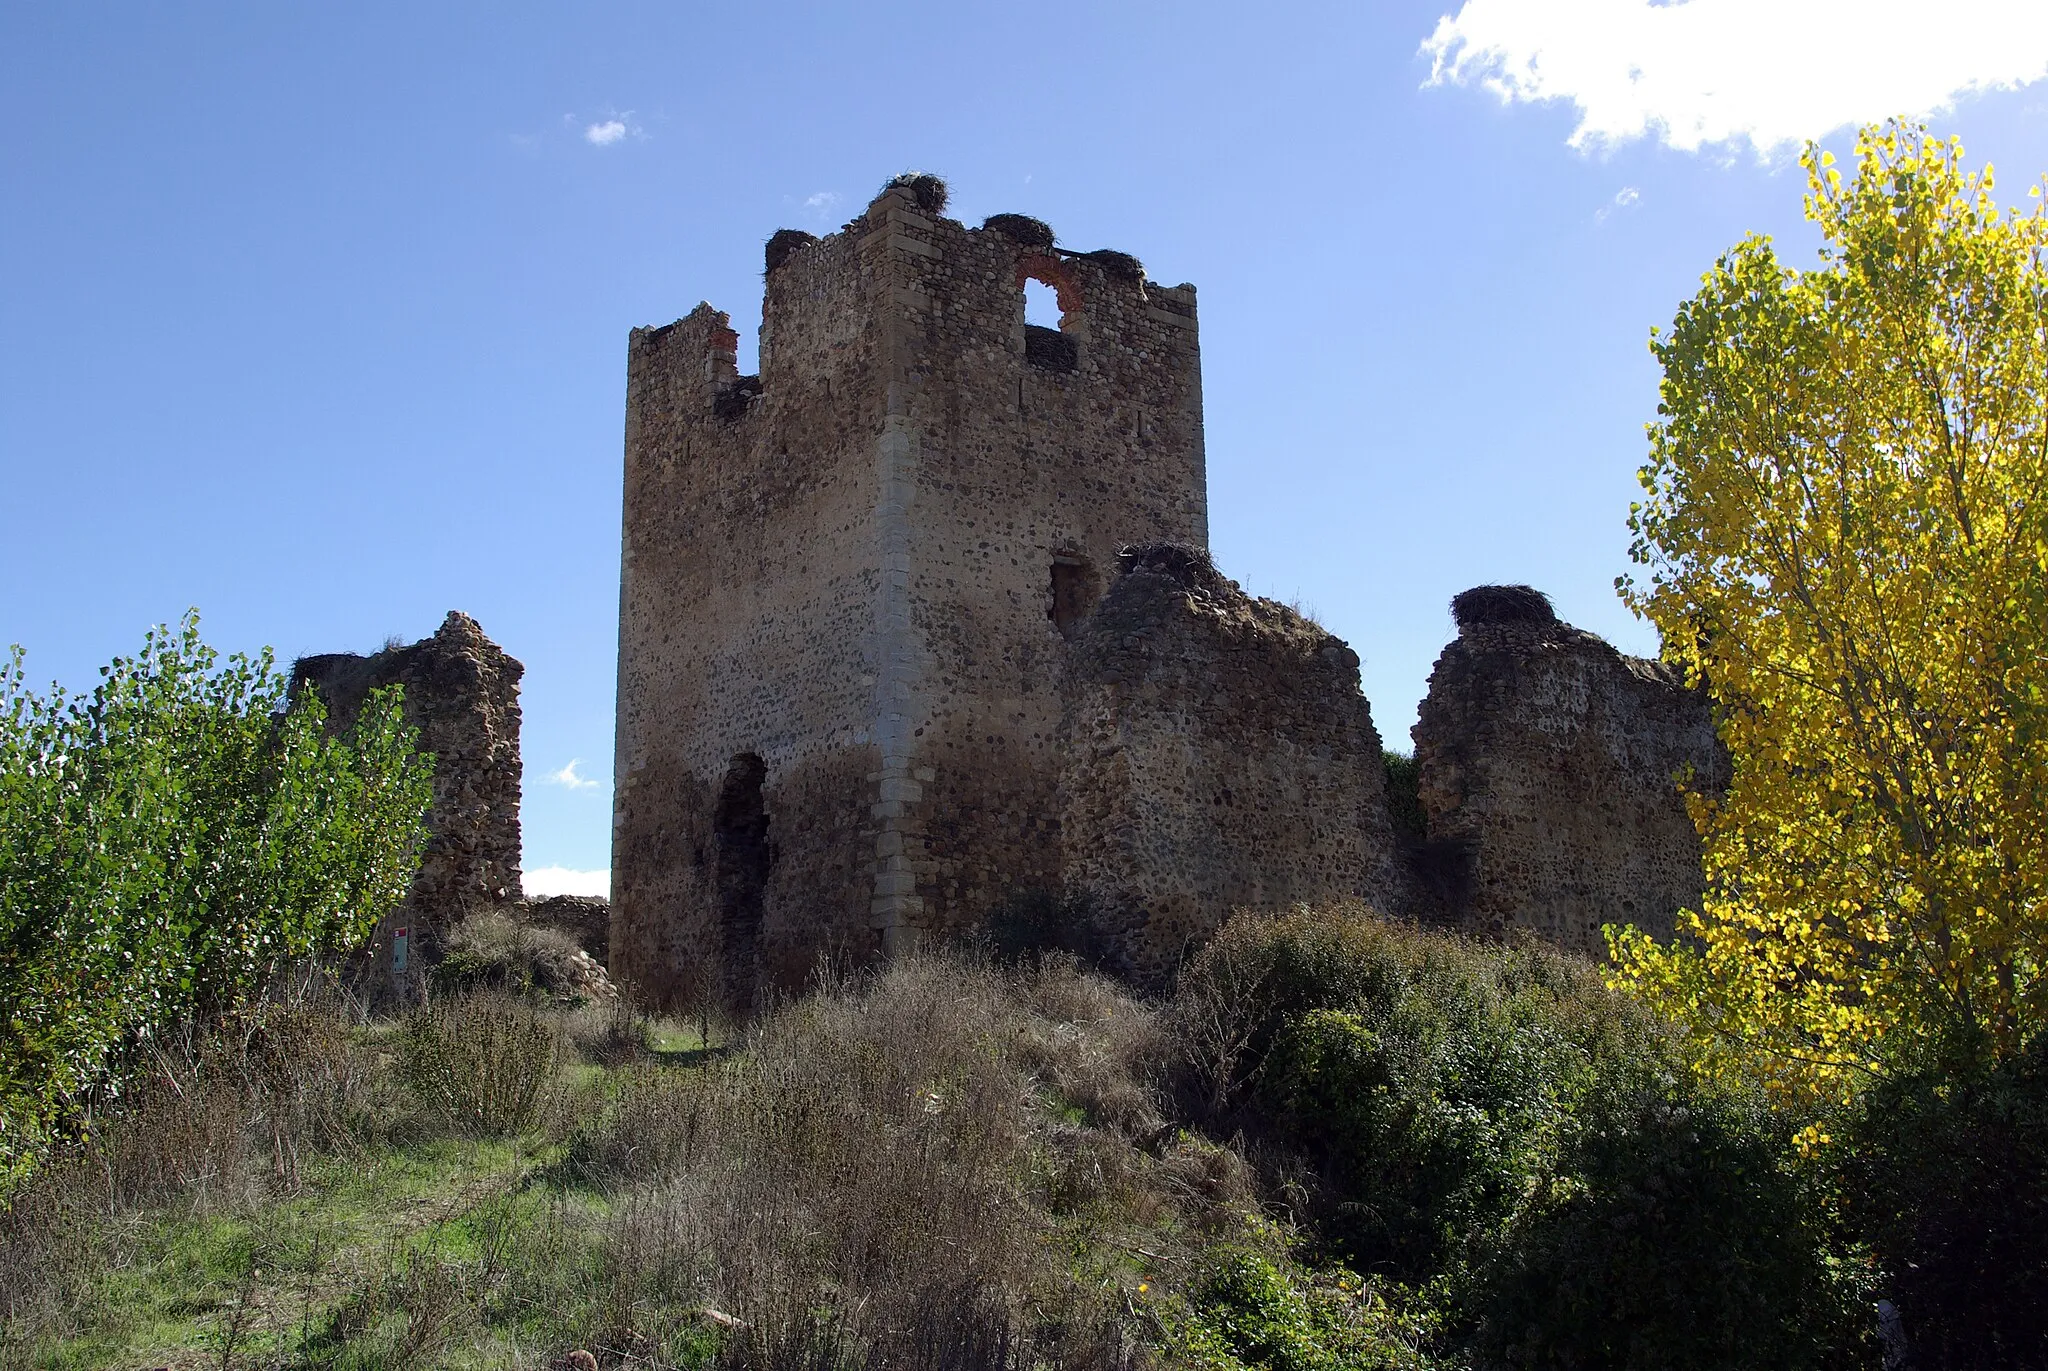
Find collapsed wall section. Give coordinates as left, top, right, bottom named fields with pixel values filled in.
left=1059, top=546, right=1413, bottom=985
left=291, top=610, right=523, bottom=949
left=1410, top=586, right=1726, bottom=955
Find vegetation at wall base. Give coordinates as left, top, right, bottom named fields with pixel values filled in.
left=0, top=612, right=432, bottom=1192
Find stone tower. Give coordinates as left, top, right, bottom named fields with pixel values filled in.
left=612, top=179, right=1207, bottom=1008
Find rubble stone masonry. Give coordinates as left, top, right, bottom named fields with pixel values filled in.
left=612, top=181, right=1736, bottom=1011
left=291, top=611, right=524, bottom=949
left=1410, top=588, right=1727, bottom=955
left=1059, top=546, right=1415, bottom=986
left=612, top=183, right=1206, bottom=1008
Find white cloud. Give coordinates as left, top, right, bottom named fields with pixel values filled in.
left=1595, top=184, right=1642, bottom=222
left=803, top=190, right=840, bottom=210
left=1421, top=0, right=2048, bottom=156
left=584, top=119, right=628, bottom=146
left=523, top=866, right=610, bottom=899
left=546, top=758, right=601, bottom=790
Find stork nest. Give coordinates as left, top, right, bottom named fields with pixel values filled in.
left=982, top=214, right=1056, bottom=249
left=764, top=229, right=819, bottom=275
left=1451, top=584, right=1558, bottom=628
left=884, top=172, right=949, bottom=214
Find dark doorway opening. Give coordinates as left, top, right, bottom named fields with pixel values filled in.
left=1050, top=557, right=1098, bottom=639
left=713, top=752, right=774, bottom=1008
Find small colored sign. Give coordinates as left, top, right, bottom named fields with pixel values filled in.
left=392, top=925, right=410, bottom=973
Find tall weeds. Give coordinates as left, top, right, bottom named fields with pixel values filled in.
left=397, top=989, right=565, bottom=1136
left=566, top=954, right=1249, bottom=1369
left=0, top=972, right=388, bottom=1328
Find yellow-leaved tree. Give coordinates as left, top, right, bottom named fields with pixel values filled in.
left=1609, top=121, right=2048, bottom=1099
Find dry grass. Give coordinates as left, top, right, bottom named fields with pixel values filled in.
left=437, top=906, right=603, bottom=1000
left=397, top=989, right=567, bottom=1136
left=5, top=953, right=1278, bottom=1368
left=567, top=953, right=1261, bottom=1368
left=0, top=971, right=395, bottom=1328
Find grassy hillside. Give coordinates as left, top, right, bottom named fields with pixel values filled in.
left=10, top=904, right=2025, bottom=1369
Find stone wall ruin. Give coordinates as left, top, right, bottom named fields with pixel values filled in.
left=1409, top=586, right=1726, bottom=956
left=1058, top=545, right=1415, bottom=985
left=609, top=176, right=1732, bottom=1010
left=291, top=610, right=524, bottom=953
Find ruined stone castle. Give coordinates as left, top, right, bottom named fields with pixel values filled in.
left=284, top=180, right=1722, bottom=1001
left=603, top=176, right=1723, bottom=1007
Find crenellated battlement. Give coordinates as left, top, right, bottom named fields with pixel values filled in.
left=635, top=183, right=1201, bottom=443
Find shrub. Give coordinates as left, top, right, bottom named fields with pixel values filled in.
left=0, top=614, right=430, bottom=1186
left=1823, top=1037, right=2048, bottom=1369
left=564, top=954, right=1255, bottom=1367
left=1380, top=753, right=1426, bottom=843
left=1468, top=1072, right=1859, bottom=1371
left=1163, top=1245, right=1441, bottom=1371
left=0, top=981, right=387, bottom=1325
left=397, top=991, right=564, bottom=1136
left=1267, top=1001, right=1588, bottom=1283
left=434, top=909, right=596, bottom=1001
left=566, top=998, right=654, bottom=1067
left=1176, top=907, right=1853, bottom=1370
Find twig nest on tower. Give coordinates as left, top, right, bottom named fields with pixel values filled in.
left=885, top=171, right=949, bottom=214
left=1451, top=584, right=1558, bottom=629
left=1116, top=543, right=1234, bottom=601
left=982, top=213, right=1057, bottom=249
left=1080, top=248, right=1145, bottom=282
left=764, top=228, right=819, bottom=275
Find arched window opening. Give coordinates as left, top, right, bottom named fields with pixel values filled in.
left=1024, top=278, right=1062, bottom=330
left=713, top=752, right=773, bottom=1006
left=1018, top=257, right=1082, bottom=374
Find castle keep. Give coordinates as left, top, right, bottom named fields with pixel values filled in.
left=612, top=177, right=1724, bottom=1007
left=613, top=179, right=1207, bottom=1005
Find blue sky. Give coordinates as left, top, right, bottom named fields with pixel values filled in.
left=4, top=2, right=2045, bottom=893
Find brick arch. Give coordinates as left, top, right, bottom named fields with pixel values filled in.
left=1015, top=253, right=1083, bottom=322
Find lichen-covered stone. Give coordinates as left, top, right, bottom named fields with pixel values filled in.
left=1059, top=547, right=1414, bottom=986
left=1411, top=595, right=1726, bottom=954
left=291, top=611, right=523, bottom=952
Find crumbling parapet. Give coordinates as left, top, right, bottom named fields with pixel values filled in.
left=1059, top=546, right=1416, bottom=985
left=291, top=610, right=524, bottom=949
left=1410, top=586, right=1725, bottom=956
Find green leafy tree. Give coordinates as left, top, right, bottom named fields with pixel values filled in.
left=0, top=612, right=431, bottom=1184
left=1609, top=121, right=2048, bottom=1096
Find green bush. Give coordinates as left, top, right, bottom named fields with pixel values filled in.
left=0, top=614, right=430, bottom=1187
left=1176, top=907, right=1854, bottom=1370
left=1823, top=1037, right=2048, bottom=1369
left=1381, top=752, right=1426, bottom=843
left=1164, top=1245, right=1441, bottom=1371
left=1469, top=1072, right=1860, bottom=1370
